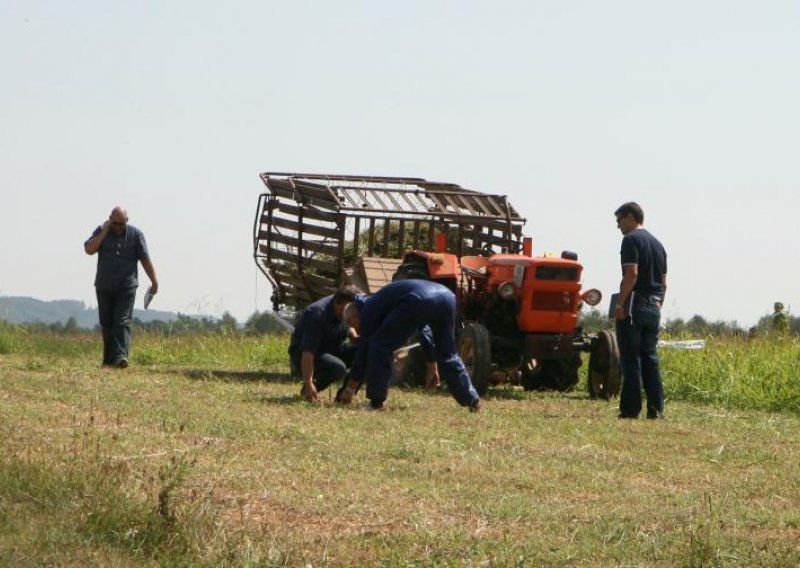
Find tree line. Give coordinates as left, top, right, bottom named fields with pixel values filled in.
left=579, top=309, right=799, bottom=337
left=1, top=311, right=290, bottom=336
left=4, top=308, right=797, bottom=338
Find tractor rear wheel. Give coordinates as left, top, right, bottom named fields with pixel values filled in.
left=587, top=330, right=621, bottom=399
left=458, top=322, right=491, bottom=396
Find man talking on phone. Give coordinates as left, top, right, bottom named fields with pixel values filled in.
left=84, top=206, right=159, bottom=368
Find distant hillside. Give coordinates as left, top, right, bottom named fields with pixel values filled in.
left=0, top=296, right=178, bottom=329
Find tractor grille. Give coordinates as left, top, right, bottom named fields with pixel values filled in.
left=535, top=266, right=579, bottom=281
left=532, top=291, right=572, bottom=312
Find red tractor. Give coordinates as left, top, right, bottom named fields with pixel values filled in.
left=253, top=172, right=620, bottom=399
left=393, top=239, right=617, bottom=396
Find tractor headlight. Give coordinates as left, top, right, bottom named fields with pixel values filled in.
left=498, top=282, right=516, bottom=300
left=581, top=288, right=602, bottom=306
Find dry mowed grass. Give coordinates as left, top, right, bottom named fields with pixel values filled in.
left=2, top=333, right=800, bottom=566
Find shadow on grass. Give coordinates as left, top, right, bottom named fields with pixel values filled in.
left=483, top=385, right=600, bottom=402
left=173, top=368, right=295, bottom=384
left=255, top=394, right=304, bottom=405
left=255, top=390, right=359, bottom=406
left=484, top=386, right=529, bottom=401
left=392, top=383, right=565, bottom=401
left=393, top=383, right=583, bottom=402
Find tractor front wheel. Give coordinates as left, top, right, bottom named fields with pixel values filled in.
left=587, top=330, right=621, bottom=399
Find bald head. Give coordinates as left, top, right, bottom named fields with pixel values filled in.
left=109, top=206, right=129, bottom=235
left=343, top=302, right=361, bottom=332
left=110, top=206, right=128, bottom=220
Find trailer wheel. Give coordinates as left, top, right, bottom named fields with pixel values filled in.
left=458, top=322, right=491, bottom=396
left=521, top=354, right=581, bottom=392
left=587, top=330, right=621, bottom=399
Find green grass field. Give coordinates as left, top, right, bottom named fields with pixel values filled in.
left=2, top=327, right=800, bottom=566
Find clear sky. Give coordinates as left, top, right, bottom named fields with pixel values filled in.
left=1, top=1, right=798, bottom=327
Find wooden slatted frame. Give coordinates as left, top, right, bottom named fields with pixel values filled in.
left=255, top=172, right=527, bottom=311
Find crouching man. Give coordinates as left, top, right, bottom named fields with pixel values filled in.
left=337, top=279, right=480, bottom=411
left=289, top=286, right=361, bottom=402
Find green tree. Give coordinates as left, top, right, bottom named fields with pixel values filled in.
left=578, top=308, right=611, bottom=334
left=686, top=315, right=710, bottom=336
left=64, top=316, right=79, bottom=334
left=663, top=317, right=686, bottom=337
left=220, top=311, right=238, bottom=333
left=244, top=311, right=289, bottom=335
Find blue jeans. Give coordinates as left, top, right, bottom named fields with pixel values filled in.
left=96, top=286, right=137, bottom=365
left=616, top=301, right=664, bottom=417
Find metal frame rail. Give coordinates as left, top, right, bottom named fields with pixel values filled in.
left=253, top=172, right=526, bottom=311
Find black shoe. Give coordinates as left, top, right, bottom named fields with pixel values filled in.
left=469, top=399, right=481, bottom=413
left=114, top=358, right=128, bottom=369
left=368, top=400, right=385, bottom=411
left=646, top=410, right=664, bottom=420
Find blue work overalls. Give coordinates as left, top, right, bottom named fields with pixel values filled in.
left=351, top=280, right=480, bottom=407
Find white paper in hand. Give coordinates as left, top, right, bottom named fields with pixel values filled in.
left=143, top=286, right=155, bottom=309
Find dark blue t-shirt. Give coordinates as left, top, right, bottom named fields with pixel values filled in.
left=288, top=295, right=349, bottom=363
left=620, top=228, right=667, bottom=298
left=89, top=225, right=149, bottom=291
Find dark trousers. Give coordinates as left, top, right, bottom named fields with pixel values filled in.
left=616, top=301, right=664, bottom=417
left=364, top=293, right=479, bottom=407
left=291, top=342, right=357, bottom=391
left=96, top=287, right=136, bottom=365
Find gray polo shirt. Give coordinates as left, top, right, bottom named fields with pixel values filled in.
left=89, top=224, right=150, bottom=290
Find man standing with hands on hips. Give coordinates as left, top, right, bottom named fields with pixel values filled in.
left=84, top=206, right=158, bottom=368
left=613, top=202, right=667, bottom=419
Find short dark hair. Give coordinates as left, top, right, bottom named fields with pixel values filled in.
left=614, top=202, right=644, bottom=224
left=333, top=285, right=361, bottom=305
